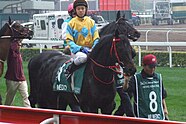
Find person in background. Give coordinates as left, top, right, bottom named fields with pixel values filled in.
left=114, top=48, right=137, bottom=117
left=61, top=2, right=76, bottom=52
left=65, top=0, right=99, bottom=78
left=124, top=54, right=169, bottom=120
left=4, top=40, right=30, bottom=107
left=114, top=65, right=135, bottom=117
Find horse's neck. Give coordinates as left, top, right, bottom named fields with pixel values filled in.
left=88, top=51, right=115, bottom=83
left=0, top=40, right=11, bottom=62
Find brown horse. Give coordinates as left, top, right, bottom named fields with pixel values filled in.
left=0, top=18, right=33, bottom=104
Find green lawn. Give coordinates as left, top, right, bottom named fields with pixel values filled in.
left=0, top=62, right=186, bottom=122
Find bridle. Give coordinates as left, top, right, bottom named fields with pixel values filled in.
left=0, top=21, right=32, bottom=40
left=89, top=36, right=128, bottom=85
left=89, top=17, right=136, bottom=84
left=116, top=17, right=139, bottom=41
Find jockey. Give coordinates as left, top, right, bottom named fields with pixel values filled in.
left=65, top=0, right=100, bottom=79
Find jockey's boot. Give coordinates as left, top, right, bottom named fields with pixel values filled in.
left=65, top=62, right=78, bottom=80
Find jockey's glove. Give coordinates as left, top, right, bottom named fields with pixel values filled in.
left=80, top=47, right=90, bottom=54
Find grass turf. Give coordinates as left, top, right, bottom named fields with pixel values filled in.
left=0, top=62, right=185, bottom=122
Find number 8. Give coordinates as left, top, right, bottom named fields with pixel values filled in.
left=149, top=91, right=158, bottom=112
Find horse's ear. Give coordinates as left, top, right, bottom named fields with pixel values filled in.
left=116, top=11, right=121, bottom=21
left=8, top=16, right=12, bottom=25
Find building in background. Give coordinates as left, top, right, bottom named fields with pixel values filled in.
left=0, top=0, right=55, bottom=28
left=0, top=0, right=134, bottom=27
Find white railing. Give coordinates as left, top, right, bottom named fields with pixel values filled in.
left=137, top=28, right=186, bottom=44
left=130, top=42, right=186, bottom=68
left=22, top=40, right=186, bottom=68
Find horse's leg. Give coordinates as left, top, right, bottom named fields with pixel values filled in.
left=69, top=104, right=81, bottom=112
left=80, top=103, right=97, bottom=113
left=82, top=103, right=98, bottom=113
left=0, top=95, right=2, bottom=105
left=114, top=91, right=134, bottom=117
left=101, top=101, right=116, bottom=115
left=28, top=59, right=39, bottom=108
left=0, top=62, right=4, bottom=77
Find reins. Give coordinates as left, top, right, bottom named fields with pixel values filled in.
left=89, top=37, right=125, bottom=84
left=91, top=64, right=115, bottom=85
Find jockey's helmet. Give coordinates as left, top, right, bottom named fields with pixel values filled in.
left=68, top=3, right=74, bottom=17
left=68, top=3, right=73, bottom=13
left=73, top=0, right=88, bottom=9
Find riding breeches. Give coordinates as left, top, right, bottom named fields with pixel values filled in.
left=73, top=52, right=87, bottom=66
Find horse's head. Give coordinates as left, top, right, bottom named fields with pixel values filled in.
left=111, top=29, right=137, bottom=76
left=90, top=32, right=136, bottom=76
left=115, top=11, right=140, bottom=41
left=7, top=18, right=34, bottom=40
left=99, top=11, right=140, bottom=41
left=0, top=18, right=34, bottom=77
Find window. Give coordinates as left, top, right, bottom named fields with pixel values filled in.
left=40, top=20, right=46, bottom=30
left=57, top=19, right=64, bottom=29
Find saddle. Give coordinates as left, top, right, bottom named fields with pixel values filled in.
left=53, top=61, right=86, bottom=94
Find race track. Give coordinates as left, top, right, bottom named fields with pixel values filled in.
left=134, top=24, right=186, bottom=51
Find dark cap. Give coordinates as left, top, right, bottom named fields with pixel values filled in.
left=73, top=0, right=88, bottom=9
left=143, top=54, right=157, bottom=67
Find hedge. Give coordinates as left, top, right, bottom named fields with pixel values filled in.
left=20, top=48, right=186, bottom=67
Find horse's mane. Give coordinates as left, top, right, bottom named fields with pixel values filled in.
left=99, top=21, right=116, bottom=37
left=90, top=30, right=131, bottom=59
left=90, top=34, right=113, bottom=59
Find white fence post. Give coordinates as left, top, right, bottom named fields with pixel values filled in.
left=40, top=114, right=59, bottom=124
left=145, top=29, right=151, bottom=50
left=138, top=46, right=141, bottom=67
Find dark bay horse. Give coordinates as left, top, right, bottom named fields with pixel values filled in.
left=28, top=12, right=140, bottom=114
left=0, top=18, right=33, bottom=104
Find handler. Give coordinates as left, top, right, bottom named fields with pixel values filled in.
left=124, top=54, right=169, bottom=120
left=4, top=40, right=30, bottom=107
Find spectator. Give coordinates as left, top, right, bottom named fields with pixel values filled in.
left=4, top=40, right=30, bottom=107
left=61, top=2, right=76, bottom=50
left=124, top=54, right=168, bottom=120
